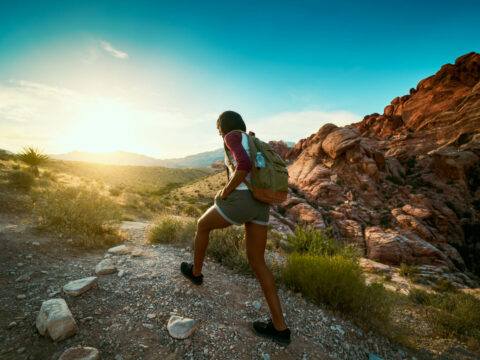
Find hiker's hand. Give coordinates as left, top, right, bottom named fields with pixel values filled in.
left=219, top=188, right=229, bottom=199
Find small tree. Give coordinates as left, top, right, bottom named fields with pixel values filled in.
left=17, top=146, right=49, bottom=176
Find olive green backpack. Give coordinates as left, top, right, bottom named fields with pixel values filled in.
left=224, top=130, right=289, bottom=204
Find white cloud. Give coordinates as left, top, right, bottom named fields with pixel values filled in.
left=99, top=40, right=128, bottom=59
left=251, top=110, right=362, bottom=143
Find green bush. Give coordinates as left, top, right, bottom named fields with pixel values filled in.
left=433, top=279, right=457, bottom=293
left=16, top=146, right=49, bottom=176
left=206, top=227, right=251, bottom=275
left=399, top=263, right=420, bottom=282
left=408, top=288, right=432, bottom=305
left=182, top=204, right=201, bottom=217
left=429, top=292, right=480, bottom=339
left=284, top=225, right=360, bottom=259
left=280, top=253, right=391, bottom=330
left=409, top=288, right=480, bottom=341
left=148, top=217, right=196, bottom=245
left=34, top=185, right=123, bottom=248
left=8, top=170, right=35, bottom=190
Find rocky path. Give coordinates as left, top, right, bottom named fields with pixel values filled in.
left=1, top=215, right=415, bottom=359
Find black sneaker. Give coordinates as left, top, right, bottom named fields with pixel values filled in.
left=180, top=262, right=203, bottom=285
left=253, top=319, right=291, bottom=345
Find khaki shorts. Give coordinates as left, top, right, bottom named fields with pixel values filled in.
left=212, top=189, right=270, bottom=226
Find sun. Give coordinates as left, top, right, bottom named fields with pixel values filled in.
left=65, top=98, right=138, bottom=153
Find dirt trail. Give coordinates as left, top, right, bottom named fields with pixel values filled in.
left=0, top=214, right=424, bottom=359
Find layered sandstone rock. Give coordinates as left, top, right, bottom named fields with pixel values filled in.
left=277, top=52, right=480, bottom=276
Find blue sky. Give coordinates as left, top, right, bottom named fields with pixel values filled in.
left=0, top=0, right=479, bottom=157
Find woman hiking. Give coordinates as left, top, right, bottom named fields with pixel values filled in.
left=180, top=110, right=291, bottom=345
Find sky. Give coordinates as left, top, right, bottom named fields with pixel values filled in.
left=0, top=0, right=479, bottom=158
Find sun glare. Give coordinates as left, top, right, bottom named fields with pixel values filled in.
left=65, top=99, right=138, bottom=153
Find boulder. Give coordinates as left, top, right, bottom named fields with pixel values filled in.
left=364, top=227, right=448, bottom=265
left=401, top=204, right=432, bottom=219
left=167, top=315, right=196, bottom=339
left=108, top=245, right=131, bottom=255
left=335, top=219, right=365, bottom=248
left=393, top=213, right=435, bottom=241
left=63, top=277, right=98, bottom=296
left=322, top=126, right=361, bottom=159
left=286, top=202, right=326, bottom=231
left=95, top=259, right=117, bottom=275
left=59, top=346, right=99, bottom=360
left=36, top=298, right=77, bottom=341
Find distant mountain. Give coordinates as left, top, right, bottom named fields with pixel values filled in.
left=49, top=139, right=294, bottom=168
left=50, top=149, right=225, bottom=168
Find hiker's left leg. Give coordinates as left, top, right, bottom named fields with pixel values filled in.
left=193, top=206, right=230, bottom=276
left=245, top=221, right=287, bottom=331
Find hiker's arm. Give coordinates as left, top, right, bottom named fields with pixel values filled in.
left=220, top=169, right=248, bottom=199
left=220, top=132, right=252, bottom=199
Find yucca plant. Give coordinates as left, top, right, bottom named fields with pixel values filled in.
left=17, top=146, right=49, bottom=176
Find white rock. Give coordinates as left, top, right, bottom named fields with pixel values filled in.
left=147, top=313, right=156, bottom=319
left=117, top=269, right=125, bottom=277
left=59, top=346, right=100, bottom=360
left=252, top=300, right=261, bottom=310
left=95, top=259, right=117, bottom=275
left=16, top=294, right=26, bottom=300
left=131, top=249, right=145, bottom=257
left=108, top=245, right=131, bottom=255
left=167, top=315, right=196, bottom=339
left=36, top=298, right=77, bottom=341
left=63, top=277, right=98, bottom=296
left=32, top=241, right=40, bottom=246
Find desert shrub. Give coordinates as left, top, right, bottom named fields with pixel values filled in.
left=433, top=279, right=457, bottom=293
left=410, top=289, right=480, bottom=341
left=429, top=292, right=480, bottom=340
left=109, top=186, right=123, bottom=196
left=8, top=170, right=35, bottom=190
left=150, top=182, right=181, bottom=196
left=280, top=253, right=391, bottom=330
left=186, top=197, right=197, bottom=204
left=16, top=146, right=49, bottom=176
left=399, top=263, right=420, bottom=282
left=148, top=217, right=196, bottom=245
left=284, top=225, right=360, bottom=259
left=408, top=288, right=431, bottom=305
left=41, top=170, right=56, bottom=181
left=34, top=184, right=123, bottom=248
left=206, top=227, right=251, bottom=275
left=182, top=204, right=201, bottom=217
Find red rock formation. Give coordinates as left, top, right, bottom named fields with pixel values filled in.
left=268, top=140, right=290, bottom=159
left=269, top=53, right=480, bottom=279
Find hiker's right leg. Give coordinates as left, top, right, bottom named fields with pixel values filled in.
left=193, top=206, right=230, bottom=276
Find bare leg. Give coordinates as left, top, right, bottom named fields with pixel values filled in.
left=245, top=222, right=287, bottom=331
left=193, top=206, right=231, bottom=276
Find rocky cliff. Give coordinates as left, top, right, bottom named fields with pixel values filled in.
left=273, top=52, right=480, bottom=284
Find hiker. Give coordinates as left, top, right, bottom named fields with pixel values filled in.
left=181, top=110, right=291, bottom=345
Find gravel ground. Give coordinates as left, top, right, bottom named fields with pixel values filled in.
left=0, top=215, right=455, bottom=359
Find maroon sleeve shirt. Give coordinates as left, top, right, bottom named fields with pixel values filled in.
left=224, top=132, right=252, bottom=171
